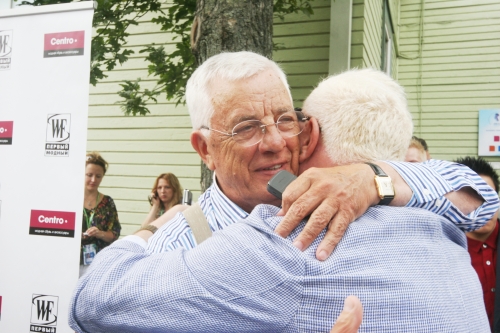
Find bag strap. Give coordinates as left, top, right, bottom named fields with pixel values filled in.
left=182, top=202, right=212, bottom=245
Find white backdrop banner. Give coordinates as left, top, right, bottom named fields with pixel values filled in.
left=0, top=2, right=93, bottom=332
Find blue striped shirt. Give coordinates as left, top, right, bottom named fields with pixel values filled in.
left=386, top=159, right=499, bottom=231
left=147, top=160, right=499, bottom=254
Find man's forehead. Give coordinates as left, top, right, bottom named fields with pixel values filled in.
left=209, top=73, right=293, bottom=123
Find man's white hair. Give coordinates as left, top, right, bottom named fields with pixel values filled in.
left=185, top=51, right=292, bottom=131
left=304, top=68, right=413, bottom=164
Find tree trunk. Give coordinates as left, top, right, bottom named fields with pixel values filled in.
left=191, top=0, right=274, bottom=192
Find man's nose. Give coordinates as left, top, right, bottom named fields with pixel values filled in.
left=259, top=123, right=285, bottom=152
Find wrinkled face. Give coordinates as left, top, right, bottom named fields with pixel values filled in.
left=85, top=164, right=104, bottom=192
left=405, top=147, right=427, bottom=163
left=204, top=70, right=300, bottom=212
left=157, top=178, right=174, bottom=204
left=469, top=175, right=499, bottom=237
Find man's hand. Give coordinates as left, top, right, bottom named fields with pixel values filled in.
left=329, top=296, right=363, bottom=333
left=275, top=164, right=379, bottom=260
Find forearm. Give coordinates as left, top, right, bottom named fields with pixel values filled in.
left=383, top=159, right=500, bottom=230
left=96, top=229, right=116, bottom=243
left=137, top=204, right=189, bottom=242
left=378, top=160, right=483, bottom=211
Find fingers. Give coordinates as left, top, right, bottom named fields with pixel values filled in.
left=85, top=227, right=99, bottom=237
left=275, top=177, right=315, bottom=238
left=315, top=210, right=351, bottom=261
left=288, top=200, right=337, bottom=251
left=329, top=296, right=363, bottom=333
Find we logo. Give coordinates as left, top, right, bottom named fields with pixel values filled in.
left=30, top=294, right=58, bottom=330
left=46, top=114, right=70, bottom=142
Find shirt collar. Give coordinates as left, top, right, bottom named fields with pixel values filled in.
left=209, top=172, right=248, bottom=228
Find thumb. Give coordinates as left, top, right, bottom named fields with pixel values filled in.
left=329, top=296, right=363, bottom=333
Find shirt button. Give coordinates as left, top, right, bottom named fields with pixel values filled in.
left=483, top=244, right=488, bottom=248
left=487, top=261, right=491, bottom=265
left=492, top=288, right=496, bottom=292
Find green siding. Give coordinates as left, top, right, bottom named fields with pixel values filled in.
left=273, top=0, right=331, bottom=105
left=398, top=0, right=500, bottom=161
left=87, top=4, right=200, bottom=234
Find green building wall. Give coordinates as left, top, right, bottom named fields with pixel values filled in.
left=398, top=0, right=500, bottom=162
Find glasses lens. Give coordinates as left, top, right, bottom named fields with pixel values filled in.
left=277, top=113, right=301, bottom=137
left=232, top=120, right=262, bottom=146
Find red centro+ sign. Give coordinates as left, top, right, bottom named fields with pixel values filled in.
left=44, top=31, right=84, bottom=58
left=30, top=210, right=75, bottom=238
left=0, top=121, right=13, bottom=145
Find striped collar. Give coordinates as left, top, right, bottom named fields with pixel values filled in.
left=199, top=172, right=249, bottom=231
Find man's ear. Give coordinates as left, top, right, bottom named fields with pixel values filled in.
left=299, top=117, right=320, bottom=163
left=191, top=131, right=216, bottom=171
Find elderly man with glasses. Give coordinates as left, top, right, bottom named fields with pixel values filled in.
left=70, top=64, right=496, bottom=332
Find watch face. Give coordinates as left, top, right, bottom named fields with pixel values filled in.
left=375, top=177, right=395, bottom=196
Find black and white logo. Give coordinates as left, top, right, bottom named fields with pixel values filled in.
left=30, top=294, right=58, bottom=333
left=45, top=114, right=70, bottom=157
left=0, top=30, right=13, bottom=71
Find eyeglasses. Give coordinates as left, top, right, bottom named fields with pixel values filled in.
left=201, top=111, right=310, bottom=147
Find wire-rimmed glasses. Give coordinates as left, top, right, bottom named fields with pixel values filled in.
left=201, top=111, right=309, bottom=147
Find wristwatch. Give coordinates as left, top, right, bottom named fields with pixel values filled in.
left=364, top=162, right=395, bottom=205
left=135, top=225, right=158, bottom=235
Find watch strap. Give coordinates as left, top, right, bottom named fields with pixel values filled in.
left=365, top=162, right=388, bottom=177
left=364, top=162, right=394, bottom=205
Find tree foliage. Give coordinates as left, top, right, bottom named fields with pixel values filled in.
left=22, top=0, right=314, bottom=116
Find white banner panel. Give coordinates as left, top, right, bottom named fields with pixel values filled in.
left=0, top=2, right=93, bottom=332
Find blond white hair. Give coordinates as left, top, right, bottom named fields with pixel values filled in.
left=185, top=52, right=292, bottom=132
left=303, top=68, right=413, bottom=164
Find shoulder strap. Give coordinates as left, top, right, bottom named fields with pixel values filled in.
left=182, top=202, right=212, bottom=245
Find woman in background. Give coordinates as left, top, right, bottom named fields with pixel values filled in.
left=81, top=152, right=121, bottom=276
left=142, top=173, right=182, bottom=226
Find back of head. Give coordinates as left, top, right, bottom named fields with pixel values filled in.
left=303, top=68, right=413, bottom=165
left=454, top=156, right=499, bottom=193
left=185, top=51, right=292, bottom=131
left=413, top=135, right=428, bottom=152
left=409, top=136, right=425, bottom=151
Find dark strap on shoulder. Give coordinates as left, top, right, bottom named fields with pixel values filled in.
left=182, top=202, right=212, bottom=245
left=493, top=221, right=500, bottom=332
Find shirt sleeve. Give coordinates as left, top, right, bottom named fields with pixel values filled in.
left=385, top=159, right=500, bottom=231
left=69, top=223, right=303, bottom=333
left=145, top=212, right=198, bottom=254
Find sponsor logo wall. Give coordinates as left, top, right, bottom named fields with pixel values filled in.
left=0, top=3, right=93, bottom=332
